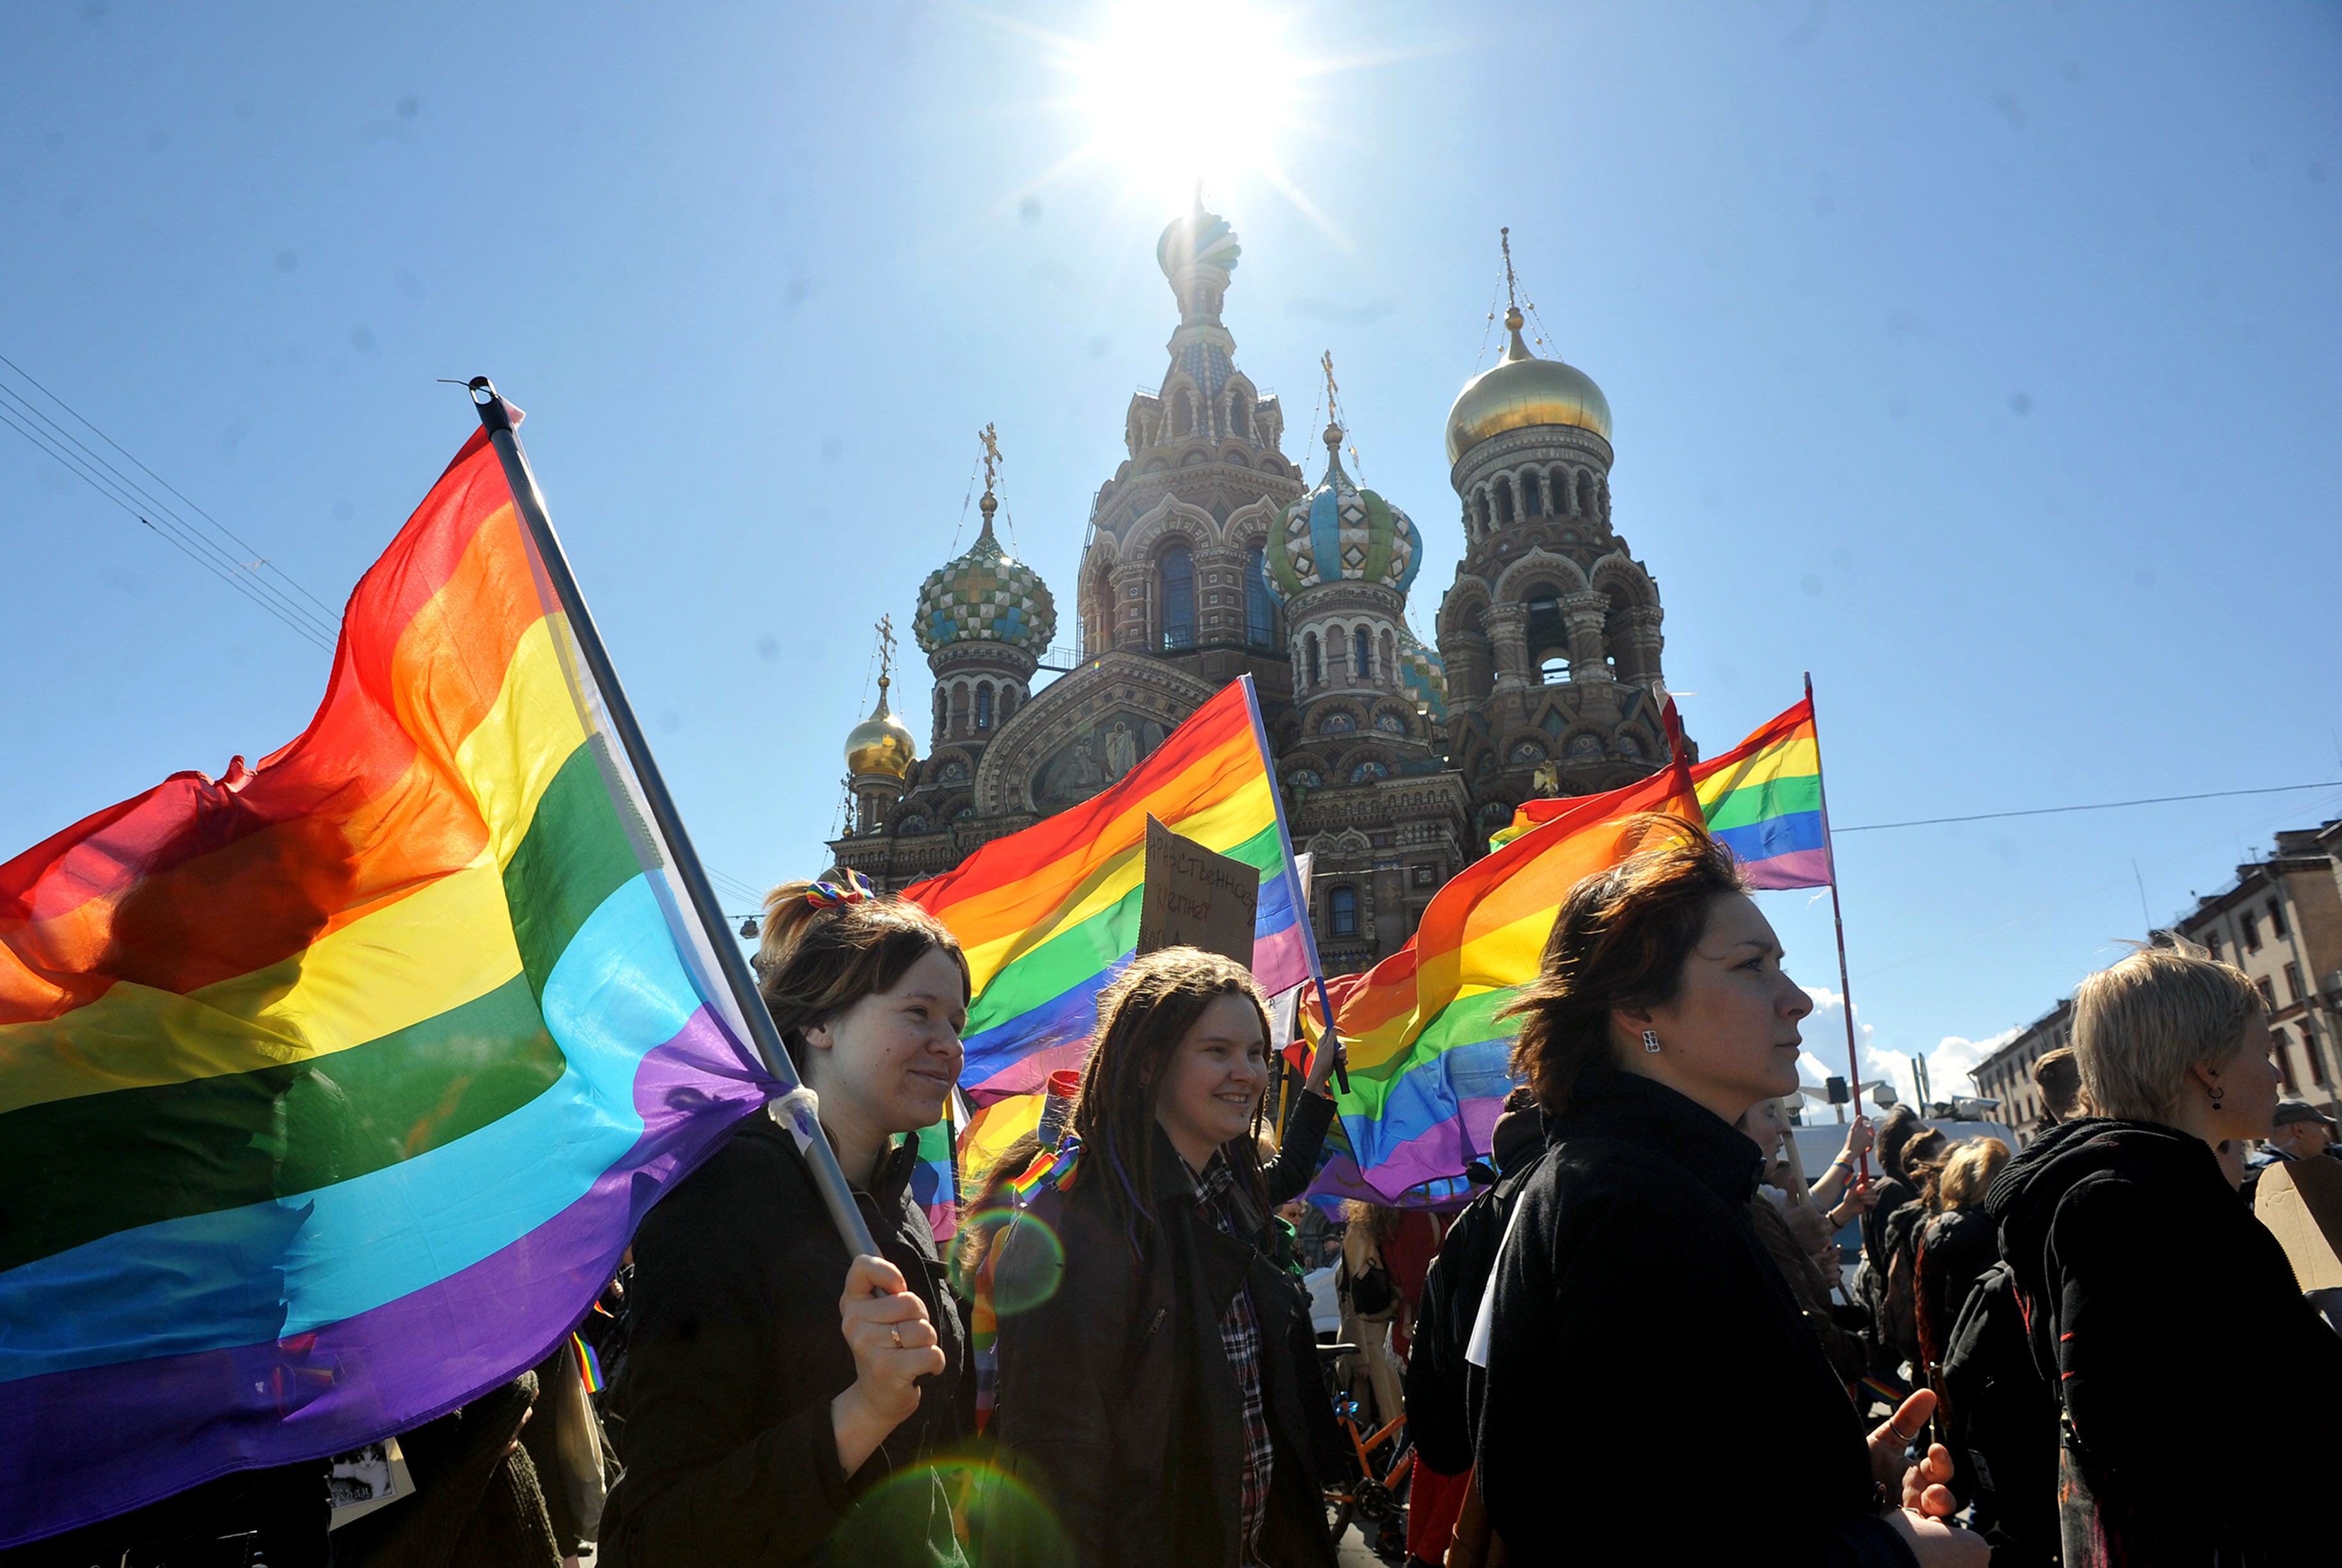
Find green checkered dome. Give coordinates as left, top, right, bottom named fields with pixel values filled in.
left=915, top=507, right=1057, bottom=656
left=1261, top=433, right=1422, bottom=606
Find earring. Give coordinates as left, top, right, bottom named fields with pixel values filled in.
left=2210, top=1084, right=2225, bottom=1109
left=1642, top=1029, right=1661, bottom=1054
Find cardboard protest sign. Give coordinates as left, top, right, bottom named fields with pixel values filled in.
left=2255, top=1156, right=2342, bottom=1292
left=1137, top=815, right=1257, bottom=968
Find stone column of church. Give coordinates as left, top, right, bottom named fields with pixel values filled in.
left=1619, top=604, right=1665, bottom=687
left=852, top=771, right=904, bottom=835
left=1562, top=593, right=1611, bottom=683
left=1484, top=602, right=1531, bottom=691
left=1111, top=565, right=1150, bottom=652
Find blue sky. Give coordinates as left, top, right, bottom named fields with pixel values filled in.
left=4, top=1, right=2338, bottom=1099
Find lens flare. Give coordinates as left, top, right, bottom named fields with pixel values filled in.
left=1065, top=0, right=1300, bottom=210
left=835, top=1458, right=1071, bottom=1567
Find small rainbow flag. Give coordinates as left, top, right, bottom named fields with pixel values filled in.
left=1311, top=761, right=1704, bottom=1202
left=902, top=677, right=1314, bottom=1107
left=571, top=1330, right=605, bottom=1395
left=1491, top=695, right=1830, bottom=892
left=0, top=421, right=773, bottom=1545
left=909, top=1111, right=959, bottom=1242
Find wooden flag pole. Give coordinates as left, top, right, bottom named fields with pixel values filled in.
left=1805, top=671, right=1870, bottom=1184
left=469, top=379, right=880, bottom=1264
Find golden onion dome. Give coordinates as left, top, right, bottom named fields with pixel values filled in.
left=844, top=675, right=917, bottom=780
left=1444, top=306, right=1612, bottom=464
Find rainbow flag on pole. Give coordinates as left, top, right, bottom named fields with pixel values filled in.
left=0, top=425, right=773, bottom=1546
left=904, top=677, right=1313, bottom=1109
left=1313, top=762, right=1703, bottom=1202
left=1491, top=695, right=1828, bottom=892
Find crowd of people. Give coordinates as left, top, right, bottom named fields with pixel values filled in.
left=20, top=816, right=2342, bottom=1567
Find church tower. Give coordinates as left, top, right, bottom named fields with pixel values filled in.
left=913, top=425, right=1057, bottom=774
left=1434, top=233, right=1674, bottom=844
left=1073, top=195, right=1306, bottom=699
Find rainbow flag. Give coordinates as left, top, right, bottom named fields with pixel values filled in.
left=1490, top=696, right=1829, bottom=892
left=902, top=677, right=1313, bottom=1107
left=911, top=1111, right=959, bottom=1242
left=0, top=425, right=773, bottom=1546
left=1314, top=763, right=1702, bottom=1202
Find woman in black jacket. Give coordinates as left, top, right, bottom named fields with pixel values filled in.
left=989, top=948, right=1339, bottom=1568
left=1984, top=942, right=2342, bottom=1566
left=1474, top=819, right=1984, bottom=1566
left=599, top=874, right=973, bottom=1567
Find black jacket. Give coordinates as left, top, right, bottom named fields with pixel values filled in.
left=1406, top=1138, right=1548, bottom=1477
left=599, top=1113, right=966, bottom=1568
left=1860, top=1172, right=1918, bottom=1273
left=1475, top=1072, right=1917, bottom=1568
left=1913, top=1207, right=1996, bottom=1375
left=990, top=1127, right=1339, bottom=1568
left=1986, top=1117, right=2342, bottom=1566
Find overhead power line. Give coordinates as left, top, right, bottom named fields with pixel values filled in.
left=0, top=354, right=341, bottom=652
left=1834, top=781, right=2341, bottom=834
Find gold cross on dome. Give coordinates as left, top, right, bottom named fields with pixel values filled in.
left=978, top=422, right=1001, bottom=498
left=1320, top=350, right=1342, bottom=432
left=1500, top=226, right=1520, bottom=313
left=875, top=613, right=897, bottom=689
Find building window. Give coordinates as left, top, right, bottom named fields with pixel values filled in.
left=2270, top=899, right=2289, bottom=939
left=1354, top=627, right=1372, bottom=682
left=975, top=683, right=993, bottom=730
left=1540, top=654, right=1571, bottom=684
left=1305, top=631, right=1322, bottom=687
left=2286, top=961, right=2305, bottom=1003
left=2242, top=911, right=2261, bottom=953
left=2206, top=932, right=2223, bottom=961
left=1245, top=545, right=1276, bottom=648
left=1413, top=863, right=1437, bottom=888
left=2258, top=977, right=2277, bottom=1012
left=1160, top=545, right=1195, bottom=649
left=1330, top=886, right=1359, bottom=937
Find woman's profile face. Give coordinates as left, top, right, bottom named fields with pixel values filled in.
left=1624, top=892, right=1813, bottom=1124
left=805, top=946, right=968, bottom=1134
left=2210, top=1010, right=2283, bottom=1140
left=1153, top=991, right=1270, bottom=1170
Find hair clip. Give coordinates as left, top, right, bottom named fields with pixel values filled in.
left=805, top=869, right=877, bottom=908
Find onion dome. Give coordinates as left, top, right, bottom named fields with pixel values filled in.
left=1445, top=306, right=1612, bottom=463
left=913, top=492, right=1057, bottom=655
left=1157, top=194, right=1241, bottom=279
left=844, top=675, right=916, bottom=780
left=1261, top=424, right=1422, bottom=604
left=1395, top=627, right=1448, bottom=723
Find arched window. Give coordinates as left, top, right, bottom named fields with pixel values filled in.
left=1305, top=631, right=1323, bottom=687
left=1245, top=545, right=1276, bottom=648
left=1496, top=480, right=1514, bottom=526
left=1174, top=391, right=1194, bottom=436
left=1577, top=471, right=1595, bottom=516
left=1521, top=473, right=1544, bottom=516
left=1230, top=391, right=1251, bottom=439
left=1160, top=545, right=1196, bottom=648
left=934, top=687, right=946, bottom=734
left=1354, top=627, right=1372, bottom=682
left=1540, top=654, right=1570, bottom=684
left=1330, top=886, right=1359, bottom=937
left=975, top=682, right=994, bottom=730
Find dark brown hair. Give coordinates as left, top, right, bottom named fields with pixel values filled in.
left=755, top=870, right=970, bottom=1073
left=2032, top=1046, right=2083, bottom=1122
left=1500, top=815, right=1747, bottom=1117
left=1073, top=946, right=1271, bottom=1248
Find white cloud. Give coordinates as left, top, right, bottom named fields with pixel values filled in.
left=1792, top=989, right=2022, bottom=1115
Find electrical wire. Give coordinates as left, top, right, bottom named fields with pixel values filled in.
left=1834, top=781, right=2342, bottom=834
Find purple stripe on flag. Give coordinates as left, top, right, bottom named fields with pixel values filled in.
left=0, top=1009, right=769, bottom=1550
left=1740, top=847, right=1832, bottom=890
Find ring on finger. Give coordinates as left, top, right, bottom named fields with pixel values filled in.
left=890, top=1327, right=903, bottom=1349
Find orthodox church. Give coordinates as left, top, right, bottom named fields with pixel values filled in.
left=829, top=201, right=1678, bottom=975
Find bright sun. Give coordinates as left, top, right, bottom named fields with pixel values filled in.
left=1060, top=0, right=1302, bottom=212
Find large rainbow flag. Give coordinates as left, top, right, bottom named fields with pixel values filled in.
left=1314, top=762, right=1702, bottom=1202
left=904, top=677, right=1314, bottom=1111
left=0, top=425, right=774, bottom=1544
left=1492, top=695, right=1828, bottom=891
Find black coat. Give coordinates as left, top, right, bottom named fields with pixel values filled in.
left=599, top=1113, right=967, bottom=1568
left=1474, top=1072, right=1918, bottom=1567
left=990, top=1127, right=1339, bottom=1568
left=1986, top=1117, right=2342, bottom=1566
left=1914, top=1207, right=1997, bottom=1372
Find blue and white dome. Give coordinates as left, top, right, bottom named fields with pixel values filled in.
left=1261, top=428, right=1422, bottom=604
left=1395, top=627, right=1447, bottom=723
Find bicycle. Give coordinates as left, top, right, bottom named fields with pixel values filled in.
left=1316, top=1343, right=1413, bottom=1553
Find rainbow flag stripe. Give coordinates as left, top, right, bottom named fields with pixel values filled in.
left=0, top=427, right=771, bottom=1546
left=903, top=677, right=1312, bottom=1106
left=1490, top=696, right=1830, bottom=893
left=572, top=1330, right=606, bottom=1395
left=1315, top=764, right=1702, bottom=1202
left=911, top=1112, right=959, bottom=1242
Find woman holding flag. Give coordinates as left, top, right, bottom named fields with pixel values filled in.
left=1471, top=819, right=1987, bottom=1567
left=599, top=872, right=974, bottom=1567
left=987, top=947, right=1340, bottom=1568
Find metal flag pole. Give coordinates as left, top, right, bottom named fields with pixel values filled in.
left=1805, top=671, right=1871, bottom=1184
left=469, top=379, right=879, bottom=1263
left=1237, top=673, right=1349, bottom=1094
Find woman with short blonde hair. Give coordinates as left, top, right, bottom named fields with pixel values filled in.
left=1986, top=942, right=2341, bottom=1564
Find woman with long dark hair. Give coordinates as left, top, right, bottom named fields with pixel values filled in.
left=988, top=947, right=1339, bottom=1568
left=1473, top=819, right=1984, bottom=1565
left=598, top=873, right=972, bottom=1567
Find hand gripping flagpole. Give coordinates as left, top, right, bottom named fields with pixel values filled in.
left=1805, top=671, right=1870, bottom=1184
left=469, top=379, right=881, bottom=1264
